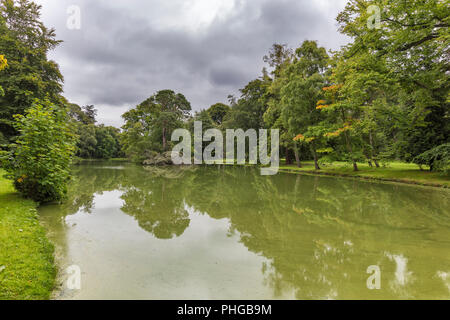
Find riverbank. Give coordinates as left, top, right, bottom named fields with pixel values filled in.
left=116, top=157, right=450, bottom=188
left=0, top=170, right=55, bottom=300
left=279, top=161, right=450, bottom=188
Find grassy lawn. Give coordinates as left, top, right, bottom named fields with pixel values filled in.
left=279, top=161, right=450, bottom=188
left=0, top=169, right=55, bottom=300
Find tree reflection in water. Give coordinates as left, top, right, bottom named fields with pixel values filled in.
left=39, top=162, right=450, bottom=299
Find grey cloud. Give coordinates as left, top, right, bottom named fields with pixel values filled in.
left=36, top=0, right=350, bottom=127
left=209, top=67, right=247, bottom=86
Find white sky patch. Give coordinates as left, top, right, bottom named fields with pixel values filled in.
left=176, top=0, right=236, bottom=32
left=96, top=104, right=129, bottom=128
left=313, top=0, right=348, bottom=15
left=94, top=0, right=237, bottom=33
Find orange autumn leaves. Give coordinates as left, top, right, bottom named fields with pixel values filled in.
left=294, top=83, right=354, bottom=142
left=0, top=55, right=7, bottom=71
left=0, top=55, right=6, bottom=95
left=294, top=122, right=354, bottom=142
left=316, top=100, right=328, bottom=110
left=293, top=133, right=315, bottom=143
left=315, top=84, right=342, bottom=110
left=17, top=174, right=27, bottom=184
left=322, top=84, right=342, bottom=92
left=324, top=122, right=353, bottom=138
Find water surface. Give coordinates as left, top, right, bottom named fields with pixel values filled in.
left=39, top=163, right=450, bottom=299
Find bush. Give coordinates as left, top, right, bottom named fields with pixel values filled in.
left=1, top=102, right=77, bottom=203
left=413, top=143, right=450, bottom=173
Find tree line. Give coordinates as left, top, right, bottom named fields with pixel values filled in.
left=122, top=0, right=449, bottom=172
left=0, top=0, right=448, bottom=202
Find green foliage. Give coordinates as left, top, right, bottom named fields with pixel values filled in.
left=68, top=103, right=94, bottom=125
left=263, top=43, right=294, bottom=78
left=278, top=41, right=330, bottom=168
left=190, top=109, right=215, bottom=131
left=76, top=123, right=97, bottom=158
left=75, top=123, right=121, bottom=160
left=223, top=78, right=270, bottom=131
left=0, top=0, right=63, bottom=141
left=1, top=101, right=77, bottom=202
left=94, top=125, right=121, bottom=159
left=413, top=143, right=450, bottom=173
left=207, top=103, right=230, bottom=126
left=153, top=90, right=191, bottom=151
left=121, top=90, right=191, bottom=161
left=68, top=104, right=122, bottom=159
left=82, top=105, right=97, bottom=124
left=336, top=0, right=449, bottom=162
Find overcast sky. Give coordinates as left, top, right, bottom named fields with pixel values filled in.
left=35, top=0, right=350, bottom=127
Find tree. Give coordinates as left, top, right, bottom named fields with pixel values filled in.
left=121, top=90, right=191, bottom=161
left=1, top=100, right=77, bottom=202
left=207, top=103, right=230, bottom=126
left=76, top=123, right=96, bottom=158
left=263, top=43, right=294, bottom=78
left=67, top=102, right=122, bottom=159
left=316, top=81, right=362, bottom=171
left=187, top=109, right=216, bottom=156
left=82, top=105, right=97, bottom=124
left=153, top=90, right=191, bottom=151
left=68, top=102, right=90, bottom=125
left=0, top=0, right=63, bottom=140
left=224, top=78, right=270, bottom=131
left=121, top=97, right=159, bottom=162
left=279, top=41, right=329, bottom=169
left=413, top=143, right=450, bottom=173
left=336, top=0, right=449, bottom=163
left=263, top=71, right=292, bottom=164
left=94, top=125, right=121, bottom=159
left=262, top=44, right=297, bottom=165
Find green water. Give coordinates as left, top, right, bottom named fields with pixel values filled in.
left=38, top=162, right=450, bottom=300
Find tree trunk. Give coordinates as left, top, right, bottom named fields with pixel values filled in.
left=162, top=126, right=166, bottom=151
left=313, top=153, right=320, bottom=170
left=311, top=143, right=320, bottom=170
left=369, top=131, right=380, bottom=168
left=285, top=148, right=292, bottom=165
left=374, top=159, right=380, bottom=168
left=343, top=131, right=358, bottom=171
left=293, top=143, right=302, bottom=168
left=341, top=110, right=357, bottom=171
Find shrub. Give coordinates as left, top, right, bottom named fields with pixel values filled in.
left=1, top=101, right=77, bottom=202
left=413, top=143, right=450, bottom=173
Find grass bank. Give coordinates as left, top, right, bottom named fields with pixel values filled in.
left=279, top=161, right=450, bottom=188
left=0, top=169, right=55, bottom=300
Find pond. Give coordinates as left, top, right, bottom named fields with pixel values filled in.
left=38, top=162, right=450, bottom=300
